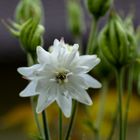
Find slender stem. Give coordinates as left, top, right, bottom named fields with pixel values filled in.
left=65, top=101, right=78, bottom=140
left=107, top=68, right=125, bottom=140
left=107, top=103, right=119, bottom=140
left=124, top=65, right=134, bottom=140
left=116, top=68, right=124, bottom=140
left=30, top=97, right=43, bottom=136
left=27, top=53, right=43, bottom=137
left=59, top=109, right=63, bottom=140
left=42, top=111, right=50, bottom=140
left=94, top=81, right=108, bottom=140
left=86, top=18, right=98, bottom=54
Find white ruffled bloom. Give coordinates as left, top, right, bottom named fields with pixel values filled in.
left=18, top=39, right=101, bottom=117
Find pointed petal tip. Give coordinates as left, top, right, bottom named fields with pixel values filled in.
left=62, top=109, right=71, bottom=118
left=19, top=92, right=25, bottom=97
left=17, top=67, right=22, bottom=74
left=53, top=39, right=60, bottom=46
left=87, top=98, right=93, bottom=105
left=73, top=44, right=79, bottom=50
left=95, top=81, right=102, bottom=88
left=37, top=46, right=43, bottom=52
left=17, top=67, right=27, bottom=75
left=36, top=106, right=43, bottom=114
left=96, top=58, right=101, bottom=64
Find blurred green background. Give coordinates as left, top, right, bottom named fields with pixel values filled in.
left=0, top=0, right=140, bottom=140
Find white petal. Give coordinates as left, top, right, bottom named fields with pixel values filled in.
left=79, top=55, right=100, bottom=71
left=69, top=75, right=88, bottom=89
left=67, top=85, right=92, bottom=105
left=71, top=66, right=89, bottom=74
left=73, top=44, right=79, bottom=50
left=36, top=86, right=56, bottom=113
left=80, top=74, right=102, bottom=88
left=56, top=91, right=72, bottom=118
left=19, top=81, right=39, bottom=97
left=37, top=46, right=50, bottom=64
left=53, top=39, right=60, bottom=46
left=36, top=79, right=52, bottom=93
left=66, top=44, right=79, bottom=65
left=17, top=64, right=40, bottom=78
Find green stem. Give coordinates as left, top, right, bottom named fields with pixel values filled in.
left=65, top=101, right=78, bottom=140
left=107, top=102, right=119, bottom=140
left=116, top=68, right=124, bottom=140
left=27, top=53, right=43, bottom=137
left=30, top=97, right=43, bottom=136
left=42, top=111, right=50, bottom=140
left=124, top=65, right=134, bottom=140
left=95, top=81, right=108, bottom=140
left=59, top=109, right=63, bottom=140
left=86, top=18, right=98, bottom=54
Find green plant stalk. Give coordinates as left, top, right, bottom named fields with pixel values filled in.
left=107, top=99, right=120, bottom=140
left=94, top=81, right=108, bottom=140
left=30, top=97, right=44, bottom=137
left=59, top=109, right=63, bottom=140
left=124, top=65, right=134, bottom=140
left=65, top=101, right=78, bottom=140
left=27, top=53, right=43, bottom=137
left=42, top=111, right=50, bottom=140
left=116, top=68, right=124, bottom=140
left=86, top=18, right=98, bottom=54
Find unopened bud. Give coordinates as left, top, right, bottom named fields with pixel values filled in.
left=87, top=0, right=112, bottom=19
left=98, top=12, right=136, bottom=68
left=15, top=0, right=44, bottom=24
left=67, top=0, right=84, bottom=37
left=19, top=19, right=45, bottom=53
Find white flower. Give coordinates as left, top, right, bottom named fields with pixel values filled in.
left=17, top=39, right=101, bottom=117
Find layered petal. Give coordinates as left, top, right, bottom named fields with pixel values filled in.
left=19, top=80, right=39, bottom=97
left=66, top=44, right=79, bottom=65
left=36, top=86, right=56, bottom=113
left=79, top=55, right=100, bottom=71
left=17, top=64, right=41, bottom=79
left=80, top=74, right=102, bottom=88
left=67, top=85, right=92, bottom=105
left=37, top=46, right=51, bottom=64
left=56, top=93, right=72, bottom=118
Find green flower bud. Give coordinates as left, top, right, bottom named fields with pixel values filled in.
left=87, top=0, right=113, bottom=19
left=98, top=13, right=136, bottom=69
left=3, top=18, right=44, bottom=55
left=67, top=0, right=84, bottom=37
left=15, top=0, right=44, bottom=24
left=19, top=19, right=45, bottom=54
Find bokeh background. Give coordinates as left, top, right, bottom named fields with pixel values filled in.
left=0, top=0, right=140, bottom=140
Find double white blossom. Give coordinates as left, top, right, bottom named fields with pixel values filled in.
left=18, top=39, right=101, bottom=117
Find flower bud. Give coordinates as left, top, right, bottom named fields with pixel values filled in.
left=98, top=13, right=136, bottom=68
left=3, top=17, right=44, bottom=57
left=87, top=0, right=112, bottom=19
left=19, top=19, right=45, bottom=54
left=15, top=0, right=44, bottom=24
left=67, top=0, right=84, bottom=37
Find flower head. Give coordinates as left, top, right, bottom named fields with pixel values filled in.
left=18, top=39, right=101, bottom=117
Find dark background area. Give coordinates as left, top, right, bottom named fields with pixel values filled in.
left=0, top=0, right=139, bottom=115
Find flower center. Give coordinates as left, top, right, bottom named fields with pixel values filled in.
left=56, top=72, right=68, bottom=84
